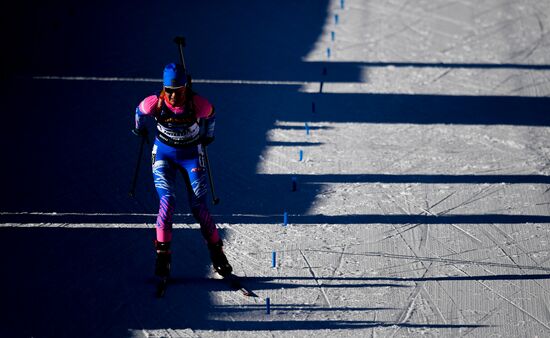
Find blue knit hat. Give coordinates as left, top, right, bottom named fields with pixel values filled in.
left=163, top=63, right=186, bottom=87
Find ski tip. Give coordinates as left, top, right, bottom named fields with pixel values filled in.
left=241, top=288, right=258, bottom=298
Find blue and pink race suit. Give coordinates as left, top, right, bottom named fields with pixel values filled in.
left=135, top=92, right=219, bottom=245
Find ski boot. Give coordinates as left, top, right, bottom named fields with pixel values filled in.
left=154, top=240, right=171, bottom=278
left=208, top=240, right=233, bottom=277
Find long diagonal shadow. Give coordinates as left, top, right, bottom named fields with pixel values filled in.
left=268, top=173, right=550, bottom=184
left=1, top=213, right=549, bottom=225
left=241, top=273, right=550, bottom=288
left=203, top=320, right=489, bottom=331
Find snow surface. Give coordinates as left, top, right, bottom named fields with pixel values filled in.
left=1, top=0, right=550, bottom=337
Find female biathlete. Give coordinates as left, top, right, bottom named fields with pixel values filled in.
left=133, top=63, right=232, bottom=279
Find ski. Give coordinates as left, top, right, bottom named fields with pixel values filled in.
left=152, top=274, right=256, bottom=298
left=219, top=273, right=258, bottom=297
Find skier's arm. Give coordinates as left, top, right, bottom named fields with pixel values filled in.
left=194, top=95, right=216, bottom=145
left=201, top=106, right=216, bottom=142
left=133, top=95, right=161, bottom=135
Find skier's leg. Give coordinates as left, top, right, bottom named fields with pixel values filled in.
left=182, top=161, right=220, bottom=245
left=153, top=159, right=177, bottom=243
left=152, top=144, right=177, bottom=277
left=182, top=153, right=232, bottom=276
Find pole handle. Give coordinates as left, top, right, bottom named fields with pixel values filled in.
left=173, top=36, right=186, bottom=47
left=173, top=36, right=188, bottom=74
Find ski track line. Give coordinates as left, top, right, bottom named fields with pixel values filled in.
left=384, top=197, right=440, bottom=336
left=419, top=223, right=429, bottom=251
left=399, top=193, right=437, bottom=217
left=381, top=194, right=425, bottom=240
left=538, top=254, right=550, bottom=266
left=467, top=248, right=550, bottom=329
left=449, top=223, right=484, bottom=245
left=434, top=238, right=546, bottom=337
left=392, top=282, right=422, bottom=331
left=507, top=75, right=550, bottom=96
left=482, top=225, right=550, bottom=297
left=380, top=223, right=422, bottom=243
left=452, top=264, right=550, bottom=332
left=384, top=191, right=448, bottom=251
left=375, top=198, right=423, bottom=242
left=420, top=287, right=448, bottom=325
left=293, top=246, right=550, bottom=273
left=460, top=294, right=509, bottom=337
left=330, top=244, right=348, bottom=278
left=440, top=15, right=522, bottom=56
left=477, top=262, right=550, bottom=312
left=488, top=223, right=542, bottom=267
left=386, top=209, right=457, bottom=332
left=422, top=191, right=479, bottom=250
left=385, top=193, right=412, bottom=217
left=446, top=184, right=500, bottom=213
left=369, top=0, right=480, bottom=31
left=423, top=239, right=473, bottom=327
left=379, top=190, right=548, bottom=334
left=429, top=68, right=454, bottom=84
left=411, top=231, right=459, bottom=330
left=420, top=190, right=436, bottom=250
left=299, top=249, right=332, bottom=309
left=542, top=300, right=550, bottom=327
left=390, top=263, right=434, bottom=338
left=437, top=184, right=504, bottom=216
left=372, top=311, right=378, bottom=338
left=518, top=11, right=544, bottom=61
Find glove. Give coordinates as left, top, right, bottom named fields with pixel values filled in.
left=200, top=136, right=214, bottom=146
left=132, top=128, right=148, bottom=137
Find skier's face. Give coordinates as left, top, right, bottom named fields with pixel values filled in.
left=164, top=86, right=186, bottom=106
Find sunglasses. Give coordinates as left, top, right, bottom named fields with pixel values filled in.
left=164, top=87, right=185, bottom=94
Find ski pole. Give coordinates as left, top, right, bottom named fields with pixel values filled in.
left=203, top=146, right=220, bottom=205
left=129, top=134, right=148, bottom=197
left=173, top=36, right=192, bottom=88
left=174, top=36, right=220, bottom=205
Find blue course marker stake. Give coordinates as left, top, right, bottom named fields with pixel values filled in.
left=266, top=297, right=271, bottom=314
left=327, top=47, right=331, bottom=58
left=283, top=212, right=288, bottom=226
left=334, top=14, right=339, bottom=25
left=305, top=122, right=310, bottom=135
left=331, top=31, right=335, bottom=41
left=299, top=149, right=303, bottom=161
left=272, top=251, right=277, bottom=268
left=341, top=0, right=345, bottom=9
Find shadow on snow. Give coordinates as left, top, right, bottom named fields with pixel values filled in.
left=0, top=227, right=494, bottom=337
left=1, top=1, right=549, bottom=337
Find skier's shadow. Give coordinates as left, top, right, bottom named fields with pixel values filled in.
left=0, top=227, right=240, bottom=337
